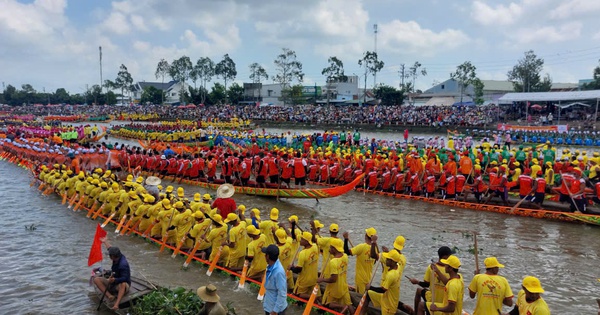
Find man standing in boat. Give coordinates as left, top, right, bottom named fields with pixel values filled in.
left=93, top=237, right=130, bottom=310
left=468, top=257, right=513, bottom=315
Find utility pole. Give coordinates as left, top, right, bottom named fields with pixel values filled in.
left=99, top=46, right=103, bottom=94
left=398, top=64, right=405, bottom=89
left=373, top=24, right=378, bottom=88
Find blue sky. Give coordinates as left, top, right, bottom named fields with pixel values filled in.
left=1, top=0, right=600, bottom=95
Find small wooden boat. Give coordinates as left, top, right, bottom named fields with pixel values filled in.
left=92, top=275, right=156, bottom=314
left=149, top=173, right=364, bottom=199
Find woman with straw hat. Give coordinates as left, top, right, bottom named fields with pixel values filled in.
left=196, top=284, right=226, bottom=315
left=212, top=183, right=236, bottom=218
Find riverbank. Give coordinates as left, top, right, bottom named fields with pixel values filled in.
left=253, top=120, right=479, bottom=134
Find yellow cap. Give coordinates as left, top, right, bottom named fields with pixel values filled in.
left=382, top=250, right=402, bottom=263
left=329, top=223, right=339, bottom=233
left=211, top=214, right=223, bottom=225
left=522, top=276, right=544, bottom=293
left=288, top=215, right=298, bottom=223
left=301, top=231, right=313, bottom=244
left=177, top=187, right=184, bottom=197
left=203, top=193, right=212, bottom=200
left=157, top=185, right=163, bottom=190
left=193, top=193, right=201, bottom=202
left=365, top=227, right=377, bottom=238
left=393, top=235, right=405, bottom=250
left=128, top=190, right=138, bottom=199
left=193, top=212, right=205, bottom=219
left=100, top=182, right=108, bottom=188
left=251, top=208, right=261, bottom=220
left=270, top=208, right=279, bottom=220
left=275, top=229, right=287, bottom=243
left=312, top=220, right=324, bottom=229
left=162, top=198, right=171, bottom=209
left=237, top=205, right=246, bottom=213
left=247, top=225, right=260, bottom=236
left=166, top=186, right=174, bottom=193
left=224, top=213, right=238, bottom=223
left=143, top=194, right=155, bottom=203
left=174, top=201, right=184, bottom=209
left=126, top=174, right=133, bottom=181
left=484, top=256, right=505, bottom=269
left=136, top=177, right=144, bottom=184
left=330, top=238, right=344, bottom=253
left=440, top=255, right=461, bottom=269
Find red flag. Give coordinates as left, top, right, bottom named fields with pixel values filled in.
left=88, top=224, right=107, bottom=266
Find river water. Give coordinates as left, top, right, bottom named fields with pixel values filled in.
left=1, top=122, right=599, bottom=314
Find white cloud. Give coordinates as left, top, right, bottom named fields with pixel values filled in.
left=133, top=40, right=150, bottom=51
left=130, top=15, right=148, bottom=32
left=511, top=22, right=582, bottom=44
left=102, top=11, right=131, bottom=35
left=594, top=31, right=600, bottom=40
left=471, top=1, right=523, bottom=26
left=379, top=20, right=470, bottom=56
left=549, top=0, right=600, bottom=19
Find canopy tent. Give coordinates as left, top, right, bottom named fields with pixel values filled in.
left=556, top=102, right=591, bottom=109
left=424, top=97, right=455, bottom=106
left=498, top=90, right=600, bottom=104
left=452, top=101, right=475, bottom=106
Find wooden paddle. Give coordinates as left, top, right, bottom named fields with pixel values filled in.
left=115, top=214, right=127, bottom=233
left=120, top=217, right=135, bottom=236
left=101, top=212, right=117, bottom=228
left=257, top=271, right=267, bottom=301
left=206, top=245, right=224, bottom=276
left=125, top=218, right=142, bottom=236
left=353, top=259, right=380, bottom=315
left=92, top=204, right=105, bottom=220
left=301, top=259, right=330, bottom=314
left=160, top=208, right=177, bottom=252
left=183, top=226, right=210, bottom=268
left=67, top=193, right=79, bottom=208
left=509, top=195, right=529, bottom=214
left=473, top=232, right=480, bottom=275
left=73, top=196, right=86, bottom=212
left=61, top=192, right=68, bottom=205
left=171, top=235, right=187, bottom=258
left=237, top=260, right=249, bottom=289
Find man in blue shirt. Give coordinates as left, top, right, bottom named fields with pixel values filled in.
left=163, top=146, right=175, bottom=158
left=262, top=244, right=288, bottom=315
left=93, top=238, right=131, bottom=310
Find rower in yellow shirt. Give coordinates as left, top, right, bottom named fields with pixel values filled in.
left=259, top=208, right=280, bottom=245
left=363, top=250, right=403, bottom=315
left=511, top=276, right=551, bottom=315
left=409, top=246, right=453, bottom=315
left=318, top=238, right=353, bottom=314
left=274, top=228, right=295, bottom=289
left=342, top=227, right=377, bottom=294
left=223, top=213, right=247, bottom=271
left=290, top=231, right=319, bottom=299
left=428, top=255, right=464, bottom=315
left=205, top=214, right=229, bottom=266
left=245, top=225, right=267, bottom=281
left=468, top=257, right=513, bottom=315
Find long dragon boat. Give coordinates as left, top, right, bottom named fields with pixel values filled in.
left=309, top=180, right=600, bottom=226
left=148, top=173, right=364, bottom=199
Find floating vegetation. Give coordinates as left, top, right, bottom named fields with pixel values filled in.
left=130, top=287, right=236, bottom=315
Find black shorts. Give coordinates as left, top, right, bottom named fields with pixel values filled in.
left=256, top=175, right=266, bottom=183
left=269, top=175, right=279, bottom=183
left=295, top=177, right=306, bottom=185
left=532, top=192, right=545, bottom=204
left=281, top=178, right=290, bottom=185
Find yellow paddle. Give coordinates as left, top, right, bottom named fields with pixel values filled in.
left=115, top=214, right=127, bottom=233
left=101, top=212, right=116, bottom=228
left=61, top=192, right=67, bottom=205
left=142, top=221, right=157, bottom=238
left=86, top=201, right=98, bottom=218
left=257, top=272, right=267, bottom=301
left=67, top=193, right=79, bottom=209
left=73, top=196, right=86, bottom=212
left=92, top=204, right=105, bottom=220
left=125, top=219, right=142, bottom=236
left=120, top=217, right=134, bottom=236
left=183, top=227, right=210, bottom=268
left=171, top=235, right=187, bottom=258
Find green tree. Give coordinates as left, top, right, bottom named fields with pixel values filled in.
left=538, top=74, right=552, bottom=92
left=21, top=84, right=35, bottom=105
left=507, top=50, right=545, bottom=92
left=208, top=82, right=227, bottom=105
left=193, top=57, right=215, bottom=105
left=274, top=48, right=304, bottom=104
left=169, top=56, right=193, bottom=104
left=358, top=51, right=384, bottom=103
left=155, top=58, right=170, bottom=104
left=472, top=78, right=485, bottom=105
left=227, top=82, right=244, bottom=105
left=115, top=64, right=134, bottom=102
left=407, top=61, right=427, bottom=93
left=582, top=60, right=600, bottom=90
left=450, top=61, right=477, bottom=104
left=321, top=56, right=347, bottom=105
left=374, top=85, right=404, bottom=105
left=54, top=88, right=70, bottom=104
left=249, top=62, right=268, bottom=102
left=140, top=86, right=164, bottom=105
left=214, top=54, right=237, bottom=101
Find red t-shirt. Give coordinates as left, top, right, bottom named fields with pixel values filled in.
left=211, top=198, right=237, bottom=217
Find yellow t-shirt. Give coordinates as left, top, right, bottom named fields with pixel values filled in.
left=516, top=290, right=550, bottom=315
left=259, top=220, right=278, bottom=245
left=228, top=223, right=247, bottom=260
left=324, top=254, right=349, bottom=299
left=381, top=268, right=400, bottom=315
left=424, top=263, right=450, bottom=304
left=531, top=164, right=542, bottom=179
left=247, top=234, right=267, bottom=278
left=381, top=250, right=406, bottom=284
left=277, top=238, right=294, bottom=270
left=468, top=274, right=513, bottom=315
left=351, top=243, right=376, bottom=293
left=295, top=244, right=319, bottom=290
left=443, top=276, right=464, bottom=315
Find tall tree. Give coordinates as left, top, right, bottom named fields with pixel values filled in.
left=408, top=61, right=427, bottom=93
left=507, top=50, right=545, bottom=92
left=472, top=78, right=485, bottom=105
left=115, top=64, right=133, bottom=103
left=321, top=56, right=347, bottom=105
left=227, top=82, right=245, bottom=105
left=155, top=58, right=170, bottom=104
left=193, top=57, right=215, bottom=105
left=169, top=56, right=193, bottom=104
left=249, top=62, right=268, bottom=102
left=374, top=85, right=404, bottom=105
left=582, top=60, right=600, bottom=90
left=358, top=51, right=384, bottom=103
left=215, top=54, right=237, bottom=103
left=208, top=82, right=227, bottom=105
left=141, top=86, right=164, bottom=105
left=450, top=61, right=477, bottom=104
left=273, top=48, right=304, bottom=105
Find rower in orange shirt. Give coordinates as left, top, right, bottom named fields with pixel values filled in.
left=458, top=152, right=473, bottom=183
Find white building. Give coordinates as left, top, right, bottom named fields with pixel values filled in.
left=131, top=80, right=189, bottom=105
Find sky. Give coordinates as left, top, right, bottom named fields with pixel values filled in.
left=1, top=0, right=600, bottom=95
